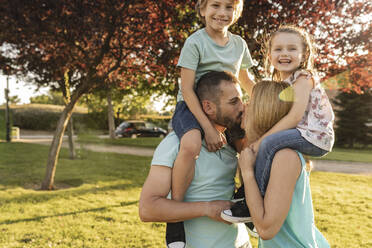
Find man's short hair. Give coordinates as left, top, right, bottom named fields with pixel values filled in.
left=195, top=71, right=239, bottom=104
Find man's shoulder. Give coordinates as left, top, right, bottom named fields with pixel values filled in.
left=156, top=132, right=179, bottom=151
left=151, top=132, right=180, bottom=167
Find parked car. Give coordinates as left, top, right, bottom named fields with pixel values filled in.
left=115, top=120, right=167, bottom=138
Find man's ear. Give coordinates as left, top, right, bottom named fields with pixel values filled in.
left=201, top=100, right=216, bottom=116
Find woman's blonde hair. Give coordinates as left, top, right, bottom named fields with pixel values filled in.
left=264, top=25, right=317, bottom=81
left=195, top=0, right=244, bottom=25
left=244, top=80, right=293, bottom=144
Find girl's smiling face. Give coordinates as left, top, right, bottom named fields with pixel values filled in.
left=270, top=32, right=305, bottom=80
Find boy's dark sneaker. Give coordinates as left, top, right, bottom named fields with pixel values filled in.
left=245, top=222, right=259, bottom=238
left=232, top=185, right=245, bottom=202
left=220, top=198, right=252, bottom=223
left=166, top=222, right=186, bottom=248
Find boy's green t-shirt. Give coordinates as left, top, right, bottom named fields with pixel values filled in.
left=177, top=28, right=254, bottom=102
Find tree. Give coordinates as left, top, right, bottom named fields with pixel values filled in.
left=8, top=95, right=21, bottom=104
left=0, top=0, right=179, bottom=189
left=333, top=88, right=372, bottom=148
left=30, top=91, right=65, bottom=105
left=1, top=0, right=370, bottom=189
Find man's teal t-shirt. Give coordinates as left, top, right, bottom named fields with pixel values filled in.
left=176, top=28, right=254, bottom=101
left=151, top=132, right=250, bottom=248
left=259, top=153, right=330, bottom=248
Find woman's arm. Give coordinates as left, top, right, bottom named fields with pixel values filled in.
left=239, top=148, right=301, bottom=240
left=252, top=76, right=313, bottom=151
left=181, top=67, right=223, bottom=151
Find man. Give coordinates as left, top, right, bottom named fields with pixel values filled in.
left=139, top=71, right=251, bottom=248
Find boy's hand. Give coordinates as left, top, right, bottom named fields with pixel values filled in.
left=204, top=128, right=226, bottom=152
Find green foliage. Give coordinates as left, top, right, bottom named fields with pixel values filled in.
left=30, top=91, right=65, bottom=105
left=333, top=90, right=372, bottom=148
left=9, top=105, right=102, bottom=132
left=0, top=143, right=371, bottom=247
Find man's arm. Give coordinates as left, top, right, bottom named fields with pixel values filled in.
left=139, top=165, right=232, bottom=223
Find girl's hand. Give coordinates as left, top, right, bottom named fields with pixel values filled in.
left=250, top=139, right=261, bottom=153
left=204, top=127, right=226, bottom=152
left=238, top=147, right=257, bottom=173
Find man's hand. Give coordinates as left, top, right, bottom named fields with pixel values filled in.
left=204, top=127, right=226, bottom=152
left=205, top=200, right=233, bottom=223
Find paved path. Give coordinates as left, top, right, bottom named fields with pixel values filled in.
left=16, top=136, right=372, bottom=175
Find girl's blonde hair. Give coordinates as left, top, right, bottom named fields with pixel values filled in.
left=244, top=80, right=293, bottom=144
left=195, top=0, right=243, bottom=25
left=264, top=25, right=317, bottom=81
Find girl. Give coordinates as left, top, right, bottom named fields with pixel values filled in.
left=240, top=80, right=330, bottom=247
left=221, top=25, right=334, bottom=228
left=167, top=0, right=255, bottom=247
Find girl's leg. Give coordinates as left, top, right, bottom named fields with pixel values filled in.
left=254, top=129, right=327, bottom=196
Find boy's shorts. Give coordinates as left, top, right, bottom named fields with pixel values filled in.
left=172, top=101, right=203, bottom=140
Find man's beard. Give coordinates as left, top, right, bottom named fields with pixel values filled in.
left=215, top=109, right=245, bottom=146
left=215, top=107, right=244, bottom=132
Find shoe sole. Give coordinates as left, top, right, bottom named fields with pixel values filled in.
left=247, top=227, right=259, bottom=238
left=220, top=211, right=252, bottom=223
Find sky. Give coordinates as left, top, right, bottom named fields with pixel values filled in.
left=0, top=75, right=49, bottom=105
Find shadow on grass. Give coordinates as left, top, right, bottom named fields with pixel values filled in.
left=2, top=183, right=140, bottom=205
left=0, top=200, right=138, bottom=225
left=0, top=143, right=151, bottom=189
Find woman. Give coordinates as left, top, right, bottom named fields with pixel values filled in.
left=240, top=81, right=330, bottom=247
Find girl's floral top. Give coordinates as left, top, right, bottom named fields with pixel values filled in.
left=285, top=70, right=335, bottom=151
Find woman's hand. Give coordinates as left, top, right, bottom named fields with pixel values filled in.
left=238, top=147, right=257, bottom=174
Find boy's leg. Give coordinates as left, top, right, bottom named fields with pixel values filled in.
left=254, top=129, right=327, bottom=196
left=167, top=101, right=203, bottom=248
left=172, top=129, right=202, bottom=200
left=166, top=130, right=201, bottom=248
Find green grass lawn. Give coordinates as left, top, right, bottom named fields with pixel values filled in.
left=0, top=142, right=371, bottom=247
left=78, top=134, right=372, bottom=163
left=314, top=147, right=372, bottom=163
left=77, top=134, right=163, bottom=149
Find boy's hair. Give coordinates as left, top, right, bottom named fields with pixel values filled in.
left=196, top=70, right=239, bottom=104
left=195, top=0, right=244, bottom=25
left=244, top=80, right=293, bottom=144
left=264, top=25, right=317, bottom=81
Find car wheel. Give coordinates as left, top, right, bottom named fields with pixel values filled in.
left=159, top=134, right=165, bottom=138
left=131, top=134, right=137, bottom=139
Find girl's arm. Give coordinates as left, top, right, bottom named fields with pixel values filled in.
left=181, top=67, right=224, bottom=152
left=239, top=148, right=301, bottom=240
left=239, top=69, right=255, bottom=97
left=252, top=76, right=313, bottom=152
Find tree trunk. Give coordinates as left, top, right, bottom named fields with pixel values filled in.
left=107, top=88, right=116, bottom=139
left=67, top=117, right=76, bottom=159
left=41, top=84, right=87, bottom=190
